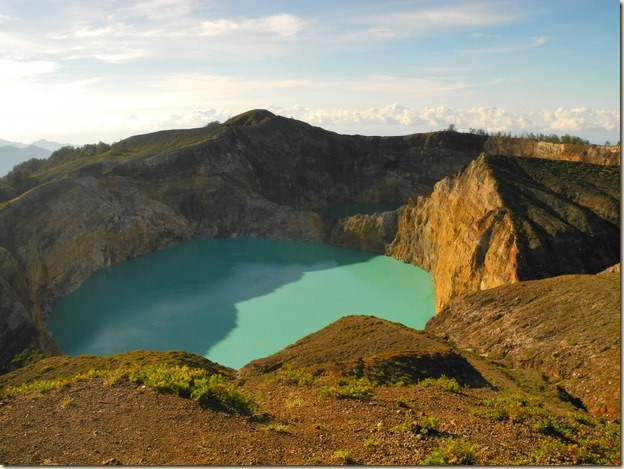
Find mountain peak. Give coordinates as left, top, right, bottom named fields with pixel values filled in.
left=224, top=109, right=276, bottom=127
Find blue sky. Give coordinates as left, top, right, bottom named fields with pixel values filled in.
left=0, top=0, right=620, bottom=144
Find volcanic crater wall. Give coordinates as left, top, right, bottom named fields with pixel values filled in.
left=0, top=110, right=620, bottom=366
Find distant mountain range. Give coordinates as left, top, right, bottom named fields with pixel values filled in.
left=0, top=139, right=70, bottom=177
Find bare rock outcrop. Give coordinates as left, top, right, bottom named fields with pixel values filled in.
left=328, top=210, right=398, bottom=253
left=388, top=156, right=519, bottom=311
left=484, top=137, right=620, bottom=165
left=388, top=154, right=620, bottom=310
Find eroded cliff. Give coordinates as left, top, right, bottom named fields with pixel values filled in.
left=484, top=137, right=620, bottom=165
left=387, top=154, right=620, bottom=310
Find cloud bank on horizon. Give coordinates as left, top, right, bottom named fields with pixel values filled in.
left=0, top=0, right=619, bottom=145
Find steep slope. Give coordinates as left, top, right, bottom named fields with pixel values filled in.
left=426, top=266, right=621, bottom=420
left=388, top=154, right=620, bottom=310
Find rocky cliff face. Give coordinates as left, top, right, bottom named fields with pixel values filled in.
left=484, top=137, right=620, bottom=165
left=388, top=154, right=620, bottom=310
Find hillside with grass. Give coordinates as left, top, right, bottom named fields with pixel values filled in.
left=426, top=266, right=621, bottom=420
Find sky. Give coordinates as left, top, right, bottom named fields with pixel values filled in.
left=0, top=0, right=620, bottom=145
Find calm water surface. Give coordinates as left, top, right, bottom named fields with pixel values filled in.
left=48, top=238, right=434, bottom=369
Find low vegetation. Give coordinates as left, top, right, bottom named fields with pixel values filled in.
left=0, top=359, right=261, bottom=417
left=317, top=377, right=374, bottom=400
left=421, top=438, right=482, bottom=465
left=418, top=375, right=462, bottom=393
left=125, top=365, right=261, bottom=416
left=331, top=449, right=356, bottom=465
left=0, top=122, right=227, bottom=204
left=0, top=345, right=620, bottom=465
left=468, top=391, right=621, bottom=465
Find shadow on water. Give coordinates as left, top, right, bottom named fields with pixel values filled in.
left=48, top=237, right=379, bottom=362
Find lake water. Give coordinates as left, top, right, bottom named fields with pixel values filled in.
left=48, top=237, right=434, bottom=369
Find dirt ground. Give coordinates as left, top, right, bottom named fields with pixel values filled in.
left=0, top=376, right=572, bottom=465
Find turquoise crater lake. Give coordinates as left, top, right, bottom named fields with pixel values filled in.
left=48, top=238, right=435, bottom=369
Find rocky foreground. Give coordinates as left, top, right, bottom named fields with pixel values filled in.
left=0, top=304, right=620, bottom=465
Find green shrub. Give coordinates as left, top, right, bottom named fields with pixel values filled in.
left=318, top=377, right=374, bottom=399
left=191, top=374, right=261, bottom=415
left=421, top=438, right=482, bottom=465
left=127, top=365, right=198, bottom=397
left=127, top=365, right=261, bottom=416
left=396, top=396, right=410, bottom=408
left=419, top=375, right=462, bottom=393
left=0, top=378, right=70, bottom=398
left=9, top=346, right=45, bottom=368
left=420, top=416, right=440, bottom=435
left=390, top=421, right=414, bottom=433
left=524, top=436, right=620, bottom=465
left=532, top=414, right=572, bottom=439
left=272, top=365, right=315, bottom=386
left=332, top=449, right=356, bottom=465
left=262, top=422, right=291, bottom=434
left=390, top=416, right=439, bottom=435
left=1, top=363, right=261, bottom=416
left=472, top=391, right=543, bottom=422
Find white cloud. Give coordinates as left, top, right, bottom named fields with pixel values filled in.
left=345, top=1, right=523, bottom=40
left=0, top=59, right=59, bottom=81
left=121, top=0, right=197, bottom=21
left=93, top=47, right=150, bottom=63
left=3, top=7, right=309, bottom=64
left=0, top=101, right=618, bottom=147
left=456, top=35, right=548, bottom=55
left=200, top=13, right=306, bottom=37
left=265, top=104, right=619, bottom=141
left=470, top=32, right=502, bottom=39
left=543, top=108, right=619, bottom=133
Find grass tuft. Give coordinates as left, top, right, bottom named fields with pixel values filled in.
left=418, top=375, right=462, bottom=393
left=318, top=377, right=374, bottom=400
left=421, top=438, right=482, bottom=465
